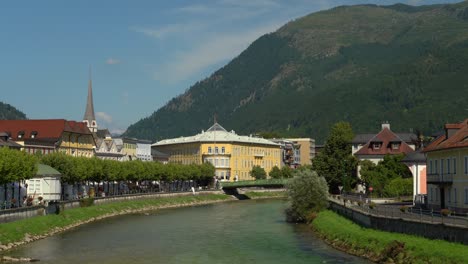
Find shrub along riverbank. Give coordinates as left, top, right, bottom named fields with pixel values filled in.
left=312, top=210, right=468, bottom=264
left=0, top=193, right=232, bottom=251
left=243, top=191, right=286, bottom=199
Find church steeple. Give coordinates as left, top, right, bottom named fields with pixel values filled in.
left=83, top=67, right=97, bottom=132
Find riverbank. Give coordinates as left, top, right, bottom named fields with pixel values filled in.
left=312, top=210, right=468, bottom=264
left=0, top=193, right=234, bottom=252
left=243, top=190, right=286, bottom=199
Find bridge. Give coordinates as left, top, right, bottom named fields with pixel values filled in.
left=221, top=179, right=288, bottom=190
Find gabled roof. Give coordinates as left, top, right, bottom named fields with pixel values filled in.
left=0, top=119, right=92, bottom=141
left=355, top=127, right=415, bottom=156
left=352, top=132, right=417, bottom=144
left=36, top=164, right=61, bottom=177
left=153, top=123, right=279, bottom=147
left=424, top=119, right=468, bottom=152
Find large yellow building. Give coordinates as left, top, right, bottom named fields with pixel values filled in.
left=153, top=123, right=282, bottom=181
left=425, top=119, right=468, bottom=213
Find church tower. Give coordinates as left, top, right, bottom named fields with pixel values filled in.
left=83, top=68, right=97, bottom=133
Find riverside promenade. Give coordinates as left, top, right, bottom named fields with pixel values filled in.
left=328, top=196, right=468, bottom=245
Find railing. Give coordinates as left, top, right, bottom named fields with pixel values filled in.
left=330, top=196, right=468, bottom=228
left=427, top=173, right=453, bottom=184
left=202, top=152, right=231, bottom=156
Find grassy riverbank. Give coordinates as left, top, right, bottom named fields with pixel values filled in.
left=0, top=194, right=231, bottom=249
left=312, top=210, right=468, bottom=264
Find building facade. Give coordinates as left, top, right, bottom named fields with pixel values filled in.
left=286, top=138, right=315, bottom=165
left=153, top=123, right=282, bottom=181
left=0, top=119, right=95, bottom=157
left=136, top=140, right=152, bottom=161
left=424, top=119, right=468, bottom=213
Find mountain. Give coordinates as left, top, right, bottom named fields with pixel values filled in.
left=125, top=2, right=468, bottom=143
left=0, top=102, right=27, bottom=120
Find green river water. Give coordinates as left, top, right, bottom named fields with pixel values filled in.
left=7, top=199, right=368, bottom=263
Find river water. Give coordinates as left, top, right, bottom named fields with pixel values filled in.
left=6, top=199, right=368, bottom=264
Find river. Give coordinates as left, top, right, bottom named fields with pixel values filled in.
left=6, top=199, right=368, bottom=263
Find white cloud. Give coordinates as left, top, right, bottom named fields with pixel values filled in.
left=96, top=111, right=113, bottom=123
left=152, top=23, right=282, bottom=83
left=106, top=58, right=121, bottom=65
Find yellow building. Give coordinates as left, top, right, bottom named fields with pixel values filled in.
left=425, top=119, right=468, bottom=213
left=153, top=123, right=282, bottom=181
left=0, top=119, right=96, bottom=157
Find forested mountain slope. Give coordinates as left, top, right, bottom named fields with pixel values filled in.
left=0, top=102, right=27, bottom=120
left=125, top=2, right=468, bottom=143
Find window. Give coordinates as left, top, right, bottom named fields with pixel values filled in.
left=447, top=158, right=451, bottom=174
left=430, top=188, right=433, bottom=201
left=391, top=142, right=400, bottom=150
left=435, top=160, right=438, bottom=174
left=429, top=160, right=433, bottom=174
left=208, top=147, right=212, bottom=154
left=452, top=158, right=457, bottom=174
left=440, top=159, right=444, bottom=175
left=465, top=189, right=468, bottom=204
left=447, top=188, right=451, bottom=203
left=465, top=156, right=468, bottom=175
left=454, top=188, right=457, bottom=204
left=221, top=147, right=225, bottom=154
left=373, top=142, right=381, bottom=150
left=215, top=147, right=219, bottom=154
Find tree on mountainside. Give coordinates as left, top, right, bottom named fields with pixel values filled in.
left=311, top=122, right=357, bottom=193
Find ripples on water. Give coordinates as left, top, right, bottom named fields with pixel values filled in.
left=6, top=199, right=368, bottom=264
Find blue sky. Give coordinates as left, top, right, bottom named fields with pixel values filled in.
left=0, top=0, right=461, bottom=134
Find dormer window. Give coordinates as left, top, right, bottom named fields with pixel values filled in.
left=31, top=131, right=38, bottom=139
left=391, top=142, right=400, bottom=150
left=17, top=131, right=25, bottom=139
left=373, top=142, right=381, bottom=150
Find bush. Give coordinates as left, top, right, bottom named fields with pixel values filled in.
left=286, top=169, right=329, bottom=222
left=79, top=197, right=94, bottom=207
left=357, top=201, right=363, bottom=206
left=400, top=206, right=408, bottom=213
left=369, top=202, right=376, bottom=209
left=250, top=165, right=267, bottom=180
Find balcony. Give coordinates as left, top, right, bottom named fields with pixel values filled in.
left=254, top=152, right=265, bottom=157
left=427, top=173, right=453, bottom=184
left=202, top=152, right=231, bottom=157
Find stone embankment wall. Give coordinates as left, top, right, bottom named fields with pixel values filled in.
left=0, top=190, right=223, bottom=223
left=0, top=206, right=45, bottom=223
left=329, top=200, right=468, bottom=245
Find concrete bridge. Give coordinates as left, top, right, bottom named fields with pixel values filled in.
left=221, top=179, right=288, bottom=190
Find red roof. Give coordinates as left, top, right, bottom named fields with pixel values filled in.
left=355, top=127, right=415, bottom=156
left=0, top=119, right=92, bottom=141
left=424, top=119, right=468, bottom=152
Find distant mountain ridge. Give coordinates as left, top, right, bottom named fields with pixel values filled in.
left=124, top=2, right=468, bottom=143
left=0, top=102, right=27, bottom=120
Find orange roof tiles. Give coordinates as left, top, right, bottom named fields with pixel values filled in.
left=0, top=119, right=91, bottom=141
left=424, top=119, right=468, bottom=152
left=355, top=127, right=415, bottom=156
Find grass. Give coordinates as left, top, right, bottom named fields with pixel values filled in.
left=0, top=194, right=231, bottom=245
left=244, top=191, right=286, bottom=199
left=312, top=210, right=468, bottom=264
left=221, top=179, right=289, bottom=188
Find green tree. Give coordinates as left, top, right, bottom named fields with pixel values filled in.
left=311, top=122, right=357, bottom=193
left=250, top=165, right=267, bottom=180
left=269, top=166, right=282, bottom=179
left=280, top=166, right=293, bottom=178
left=286, top=169, right=329, bottom=222
left=360, top=154, right=413, bottom=197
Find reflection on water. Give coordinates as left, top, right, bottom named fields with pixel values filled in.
left=5, top=199, right=368, bottom=264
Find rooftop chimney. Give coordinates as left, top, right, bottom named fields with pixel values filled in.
left=381, top=121, right=390, bottom=130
